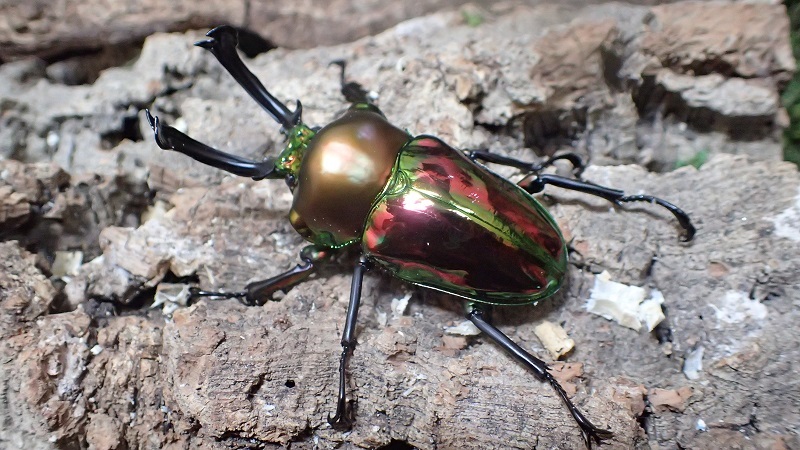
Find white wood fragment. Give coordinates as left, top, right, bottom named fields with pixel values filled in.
left=152, top=283, right=191, bottom=316
left=683, top=346, right=704, bottom=380
left=586, top=271, right=667, bottom=331
left=391, top=292, right=412, bottom=318
left=52, top=251, right=83, bottom=277
left=533, top=321, right=575, bottom=359
left=444, top=320, right=481, bottom=336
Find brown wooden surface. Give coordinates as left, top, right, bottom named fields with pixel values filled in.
left=1, top=2, right=798, bottom=449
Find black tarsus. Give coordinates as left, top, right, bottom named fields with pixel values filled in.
left=468, top=150, right=695, bottom=241
left=467, top=307, right=614, bottom=449
left=196, top=25, right=302, bottom=130
left=327, top=256, right=370, bottom=429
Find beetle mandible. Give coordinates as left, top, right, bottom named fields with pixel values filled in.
left=145, top=26, right=695, bottom=448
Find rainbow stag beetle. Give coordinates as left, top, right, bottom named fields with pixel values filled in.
left=145, top=26, right=696, bottom=448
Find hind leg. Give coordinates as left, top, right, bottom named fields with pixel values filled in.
left=467, top=306, right=613, bottom=449
left=467, top=151, right=695, bottom=241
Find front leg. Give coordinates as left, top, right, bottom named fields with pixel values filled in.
left=145, top=110, right=281, bottom=180
left=190, top=245, right=330, bottom=306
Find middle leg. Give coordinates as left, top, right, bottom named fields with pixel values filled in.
left=328, top=256, right=371, bottom=429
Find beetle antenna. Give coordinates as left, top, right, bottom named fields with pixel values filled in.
left=195, top=25, right=302, bottom=130
left=329, top=59, right=371, bottom=104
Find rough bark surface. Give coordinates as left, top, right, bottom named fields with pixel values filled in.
left=0, top=0, right=690, bottom=62
left=0, top=1, right=798, bottom=450
left=0, top=0, right=480, bottom=61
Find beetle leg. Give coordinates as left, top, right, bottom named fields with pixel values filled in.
left=328, top=256, right=371, bottom=430
left=467, top=307, right=613, bottom=449
left=190, top=245, right=330, bottom=306
left=468, top=150, right=586, bottom=176
left=194, top=25, right=302, bottom=130
left=519, top=173, right=696, bottom=241
left=144, top=110, right=281, bottom=180
left=466, top=150, right=694, bottom=241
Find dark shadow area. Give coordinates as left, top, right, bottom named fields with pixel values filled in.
left=634, top=74, right=776, bottom=142
left=377, top=440, right=419, bottom=450
left=43, top=41, right=145, bottom=86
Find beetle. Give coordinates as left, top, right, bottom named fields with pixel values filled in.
left=145, top=26, right=695, bottom=448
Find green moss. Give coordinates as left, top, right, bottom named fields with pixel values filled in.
left=783, top=1, right=800, bottom=166
left=676, top=150, right=710, bottom=170
left=461, top=10, right=484, bottom=27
